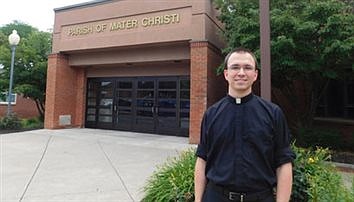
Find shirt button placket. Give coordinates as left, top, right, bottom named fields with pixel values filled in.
left=234, top=104, right=243, bottom=185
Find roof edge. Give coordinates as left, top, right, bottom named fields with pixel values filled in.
left=54, top=0, right=115, bottom=12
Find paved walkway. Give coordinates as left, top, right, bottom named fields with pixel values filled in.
left=0, top=129, right=193, bottom=202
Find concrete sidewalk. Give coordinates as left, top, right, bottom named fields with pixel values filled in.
left=0, top=129, right=193, bottom=202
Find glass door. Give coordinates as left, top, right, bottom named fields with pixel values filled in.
left=86, top=76, right=190, bottom=137
left=156, top=79, right=178, bottom=135
left=114, top=80, right=134, bottom=130
left=85, top=80, right=99, bottom=127
left=97, top=81, right=114, bottom=128
left=135, top=79, right=156, bottom=133
left=179, top=79, right=190, bottom=136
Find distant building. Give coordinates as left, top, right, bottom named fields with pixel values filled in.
left=0, top=93, right=39, bottom=118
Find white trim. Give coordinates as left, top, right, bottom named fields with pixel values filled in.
left=0, top=93, right=17, bottom=105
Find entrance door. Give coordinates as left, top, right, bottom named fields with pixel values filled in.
left=133, top=78, right=179, bottom=135
left=135, top=79, right=156, bottom=133
left=86, top=79, right=117, bottom=129
left=114, top=80, right=134, bottom=130
left=156, top=79, right=178, bottom=134
left=85, top=76, right=189, bottom=136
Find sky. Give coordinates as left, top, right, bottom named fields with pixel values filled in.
left=0, top=0, right=90, bottom=32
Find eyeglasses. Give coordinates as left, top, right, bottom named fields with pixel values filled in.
left=227, top=65, right=256, bottom=72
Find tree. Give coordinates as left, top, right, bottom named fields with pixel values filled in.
left=214, top=0, right=354, bottom=133
left=0, top=21, right=52, bottom=119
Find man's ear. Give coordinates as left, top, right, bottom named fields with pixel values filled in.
left=224, top=69, right=228, bottom=80
left=254, top=69, right=259, bottom=81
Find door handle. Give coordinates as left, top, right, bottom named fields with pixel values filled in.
left=151, top=106, right=159, bottom=114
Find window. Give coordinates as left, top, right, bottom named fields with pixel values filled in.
left=0, top=93, right=17, bottom=105
left=316, top=80, right=354, bottom=119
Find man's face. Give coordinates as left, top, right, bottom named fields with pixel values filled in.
left=224, top=52, right=258, bottom=96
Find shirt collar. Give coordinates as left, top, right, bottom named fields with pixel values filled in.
left=227, top=93, right=254, bottom=105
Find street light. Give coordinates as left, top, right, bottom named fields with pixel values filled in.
left=260, top=0, right=271, bottom=101
left=7, top=30, right=20, bottom=116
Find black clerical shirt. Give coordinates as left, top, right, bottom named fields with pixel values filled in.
left=196, top=93, right=295, bottom=193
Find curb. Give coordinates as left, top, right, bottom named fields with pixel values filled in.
left=333, top=162, right=354, bottom=173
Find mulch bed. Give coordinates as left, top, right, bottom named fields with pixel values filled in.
left=0, top=128, right=40, bottom=134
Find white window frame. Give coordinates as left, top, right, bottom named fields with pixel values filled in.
left=0, top=93, right=17, bottom=105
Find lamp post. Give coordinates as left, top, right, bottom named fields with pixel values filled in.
left=260, top=0, right=271, bottom=101
left=7, top=30, right=20, bottom=116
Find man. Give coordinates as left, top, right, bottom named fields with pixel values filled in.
left=194, top=48, right=295, bottom=202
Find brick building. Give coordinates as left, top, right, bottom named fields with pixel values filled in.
left=0, top=94, right=39, bottom=118
left=45, top=0, right=226, bottom=143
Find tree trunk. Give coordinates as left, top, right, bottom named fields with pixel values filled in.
left=35, top=99, right=44, bottom=121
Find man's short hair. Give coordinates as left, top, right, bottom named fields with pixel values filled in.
left=224, top=47, right=258, bottom=70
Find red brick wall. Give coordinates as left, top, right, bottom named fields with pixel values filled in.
left=74, top=68, right=86, bottom=128
left=46, top=43, right=226, bottom=140
left=45, top=53, right=85, bottom=129
left=0, top=95, right=39, bottom=118
left=206, top=44, right=227, bottom=106
left=189, top=41, right=225, bottom=144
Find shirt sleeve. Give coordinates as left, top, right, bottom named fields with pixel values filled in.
left=196, top=113, right=208, bottom=161
left=273, top=106, right=296, bottom=168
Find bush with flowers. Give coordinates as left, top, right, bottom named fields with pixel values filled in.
left=142, top=148, right=195, bottom=202
left=292, top=145, right=354, bottom=202
left=142, top=145, right=354, bottom=202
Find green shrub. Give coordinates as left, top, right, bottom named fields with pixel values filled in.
left=21, top=117, right=43, bottom=129
left=0, top=114, right=21, bottom=129
left=352, top=177, right=354, bottom=196
left=292, top=145, right=354, bottom=202
left=142, top=145, right=353, bottom=202
left=142, top=148, right=196, bottom=202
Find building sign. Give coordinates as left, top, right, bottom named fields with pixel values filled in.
left=68, top=13, right=180, bottom=37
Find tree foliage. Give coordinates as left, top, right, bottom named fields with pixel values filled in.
left=0, top=21, right=51, bottom=119
left=214, top=0, right=354, bottom=132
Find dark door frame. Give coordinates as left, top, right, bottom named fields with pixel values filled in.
left=85, top=76, right=190, bottom=137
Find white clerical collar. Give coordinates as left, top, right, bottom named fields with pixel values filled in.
left=235, top=98, right=241, bottom=104
left=227, top=93, right=254, bottom=105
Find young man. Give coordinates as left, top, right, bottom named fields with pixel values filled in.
left=194, top=48, right=295, bottom=202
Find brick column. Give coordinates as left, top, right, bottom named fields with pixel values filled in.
left=189, top=41, right=225, bottom=144
left=45, top=53, right=83, bottom=129
left=190, top=41, right=209, bottom=144
left=74, top=68, right=86, bottom=128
